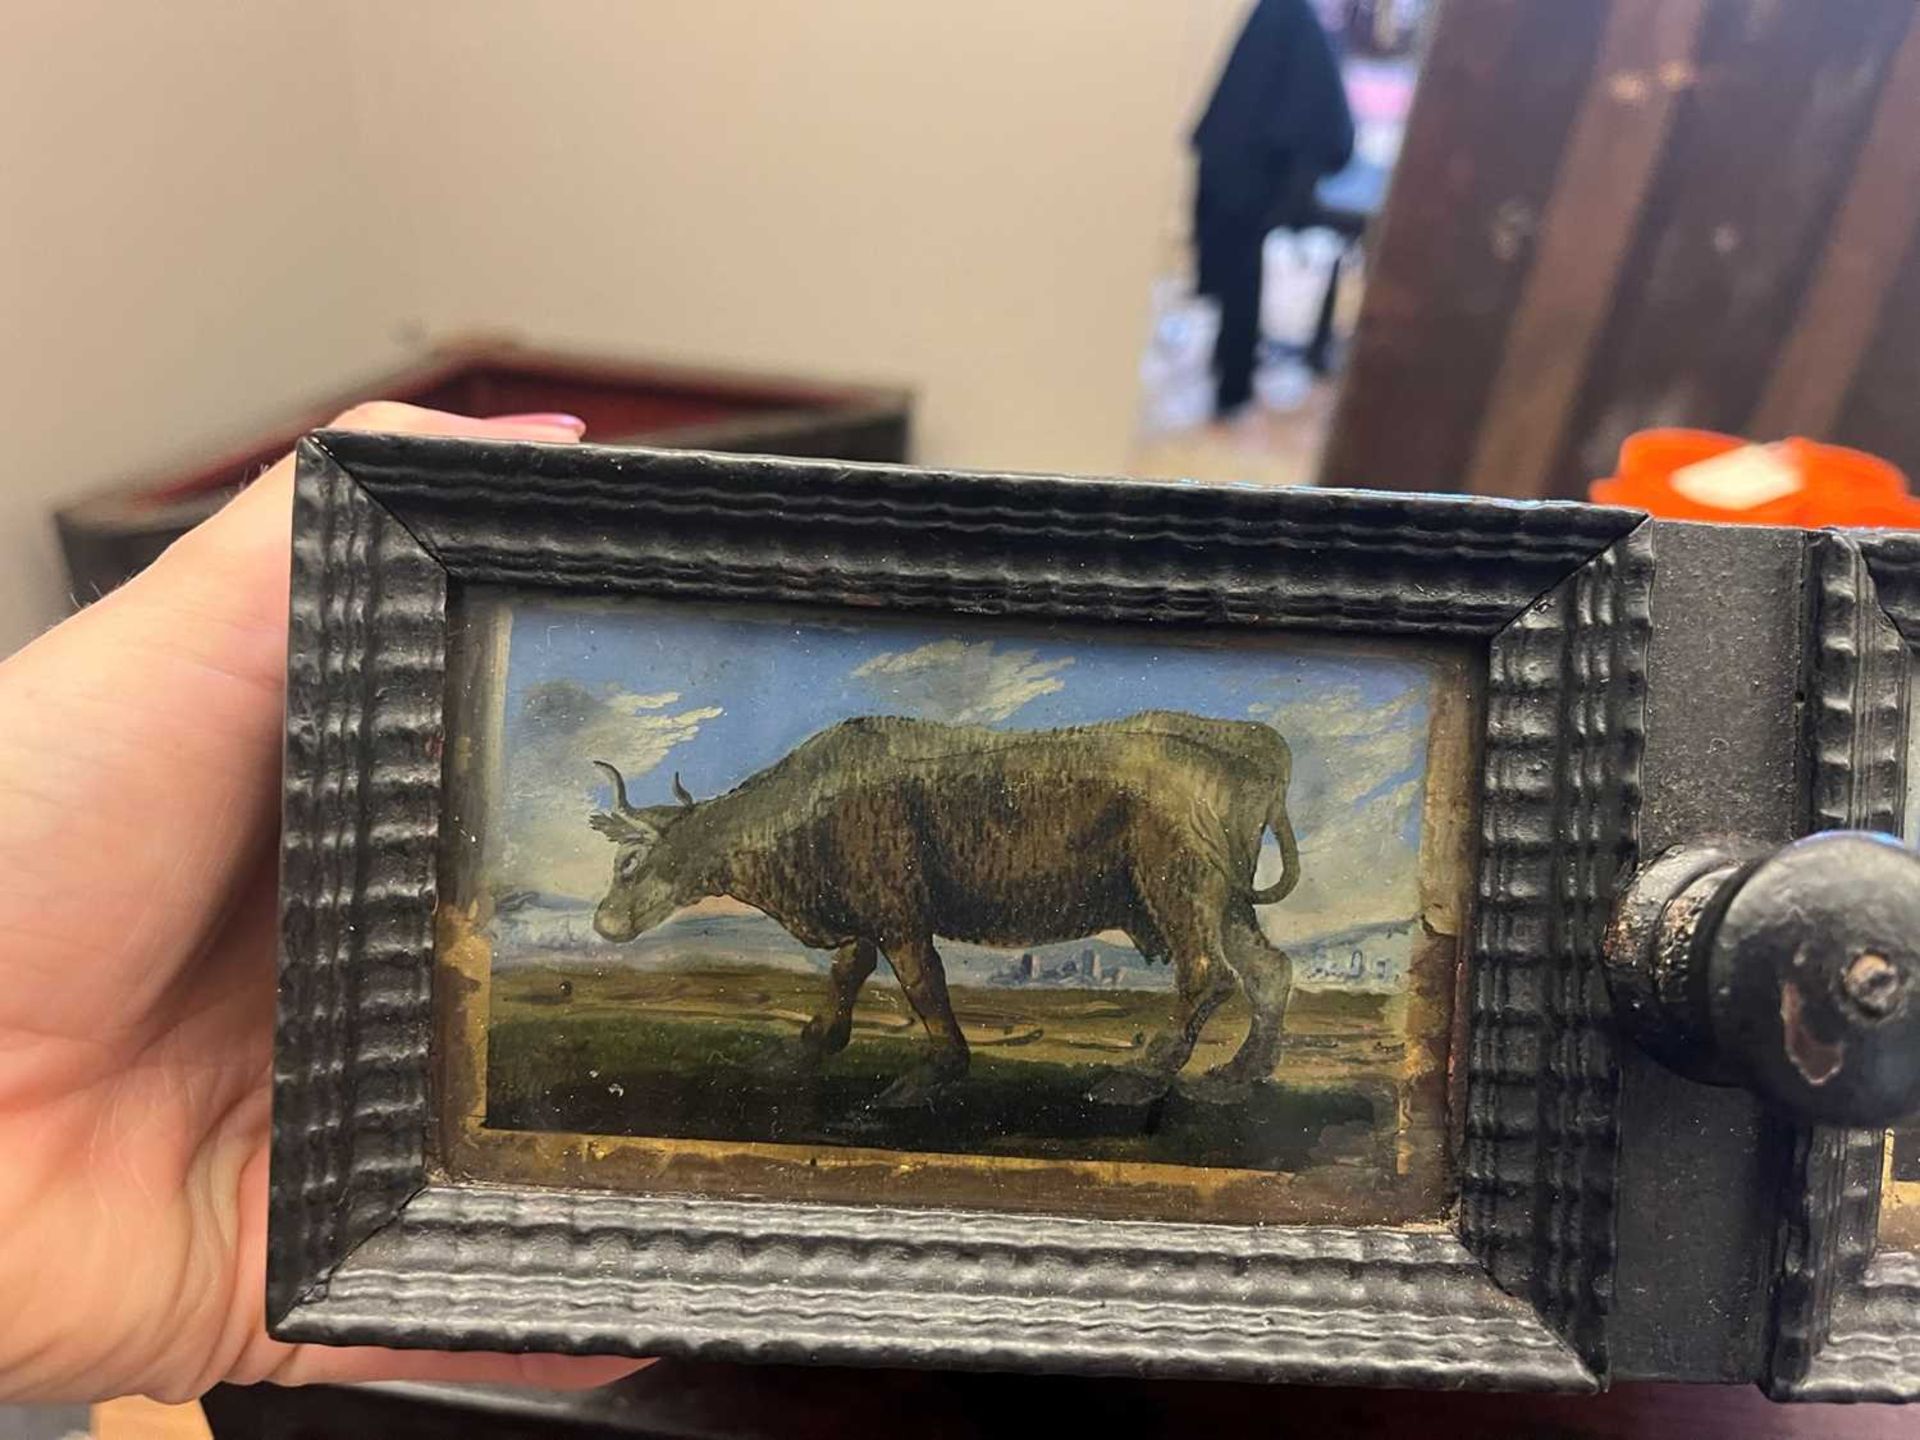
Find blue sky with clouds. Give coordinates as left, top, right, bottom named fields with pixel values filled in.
left=491, top=597, right=1448, bottom=932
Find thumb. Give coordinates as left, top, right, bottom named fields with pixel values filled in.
left=0, top=406, right=585, bottom=1038
left=104, top=403, right=589, bottom=699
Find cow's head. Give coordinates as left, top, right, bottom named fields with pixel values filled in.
left=588, top=761, right=698, bottom=941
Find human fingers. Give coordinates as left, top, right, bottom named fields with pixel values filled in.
left=123, top=401, right=588, bottom=690
left=34, top=402, right=586, bottom=704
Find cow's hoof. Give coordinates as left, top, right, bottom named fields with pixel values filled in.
left=1087, top=1068, right=1170, bottom=1108
left=798, top=1021, right=852, bottom=1067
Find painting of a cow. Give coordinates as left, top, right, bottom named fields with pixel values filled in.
left=587, top=709, right=1299, bottom=1106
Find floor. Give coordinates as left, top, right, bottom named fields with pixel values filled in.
left=1127, top=373, right=1342, bottom=488
left=0, top=1408, right=86, bottom=1440
left=1124, top=215, right=1363, bottom=492
left=0, top=1399, right=207, bottom=1440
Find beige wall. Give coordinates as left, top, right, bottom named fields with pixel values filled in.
left=0, top=1, right=411, bottom=652
left=2, top=2, right=1248, bottom=653
left=343, top=0, right=1237, bottom=473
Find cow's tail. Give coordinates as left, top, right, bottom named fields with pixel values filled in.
left=1246, top=784, right=1300, bottom=906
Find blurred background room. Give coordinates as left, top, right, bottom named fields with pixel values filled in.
left=0, top=0, right=1280, bottom=656
left=1, top=0, right=1426, bottom=659
left=9, top=3, right=1920, bottom=1433
left=14, top=0, right=1920, bottom=657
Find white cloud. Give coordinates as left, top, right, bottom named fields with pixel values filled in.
left=1251, top=686, right=1423, bottom=848
left=1249, top=681, right=1431, bottom=938
left=852, top=640, right=1071, bottom=724
left=498, top=681, right=720, bottom=898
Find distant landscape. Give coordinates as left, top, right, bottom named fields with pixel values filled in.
left=490, top=897, right=1419, bottom=995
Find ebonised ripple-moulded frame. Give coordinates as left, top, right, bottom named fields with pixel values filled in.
left=269, top=432, right=1654, bottom=1389
left=1771, top=530, right=1920, bottom=1399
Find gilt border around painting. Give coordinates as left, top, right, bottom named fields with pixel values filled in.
left=432, top=604, right=1476, bottom=1232
left=269, top=433, right=1651, bottom=1388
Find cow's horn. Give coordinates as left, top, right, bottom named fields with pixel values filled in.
left=592, top=760, right=638, bottom=815
left=672, top=772, right=695, bottom=808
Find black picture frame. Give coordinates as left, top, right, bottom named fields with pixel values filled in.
left=1770, top=531, right=1920, bottom=1400
left=269, top=432, right=1653, bottom=1388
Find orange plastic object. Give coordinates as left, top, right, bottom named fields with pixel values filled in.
left=1589, top=428, right=1920, bottom=528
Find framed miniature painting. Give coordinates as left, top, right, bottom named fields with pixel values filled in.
left=441, top=596, right=1477, bottom=1229
left=271, top=434, right=1653, bottom=1388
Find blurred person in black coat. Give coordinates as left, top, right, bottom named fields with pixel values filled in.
left=1193, top=0, right=1355, bottom=417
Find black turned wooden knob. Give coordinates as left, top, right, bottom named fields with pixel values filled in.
left=1606, top=833, right=1920, bottom=1126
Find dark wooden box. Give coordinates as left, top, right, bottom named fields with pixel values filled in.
left=52, top=338, right=912, bottom=602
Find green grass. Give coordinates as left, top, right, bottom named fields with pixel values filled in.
left=486, top=961, right=1401, bottom=1175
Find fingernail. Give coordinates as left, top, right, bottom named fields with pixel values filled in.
left=490, top=411, right=587, bottom=432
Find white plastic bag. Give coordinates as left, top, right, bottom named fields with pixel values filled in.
left=1138, top=277, right=1221, bottom=434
